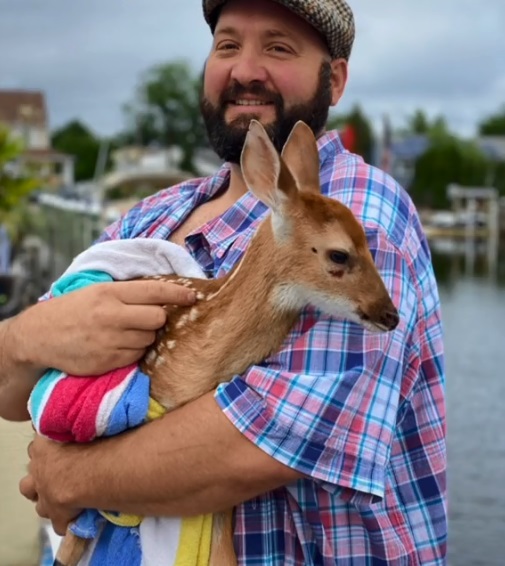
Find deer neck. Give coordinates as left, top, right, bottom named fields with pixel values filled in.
left=146, top=218, right=301, bottom=408
left=209, top=218, right=296, bottom=326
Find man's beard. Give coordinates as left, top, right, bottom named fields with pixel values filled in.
left=200, top=61, right=333, bottom=164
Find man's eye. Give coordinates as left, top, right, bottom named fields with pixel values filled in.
left=218, top=42, right=238, bottom=51
left=270, top=45, right=290, bottom=53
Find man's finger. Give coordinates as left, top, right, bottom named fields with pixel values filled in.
left=27, top=440, right=34, bottom=459
left=113, top=280, right=196, bottom=306
left=115, top=305, right=167, bottom=331
left=119, top=329, right=157, bottom=348
left=35, top=500, right=50, bottom=520
left=51, top=519, right=70, bottom=537
left=19, top=475, right=38, bottom=502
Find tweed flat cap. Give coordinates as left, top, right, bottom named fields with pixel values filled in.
left=202, top=0, right=355, bottom=60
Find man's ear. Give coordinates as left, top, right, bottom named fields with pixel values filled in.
left=329, top=59, right=348, bottom=106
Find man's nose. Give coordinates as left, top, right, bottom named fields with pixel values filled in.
left=230, top=53, right=268, bottom=85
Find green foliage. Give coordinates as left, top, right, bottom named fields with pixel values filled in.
left=51, top=120, right=101, bottom=181
left=407, top=109, right=430, bottom=134
left=326, top=112, right=347, bottom=131
left=0, top=126, right=40, bottom=245
left=479, top=105, right=505, bottom=136
left=410, top=133, right=490, bottom=208
left=402, top=110, right=450, bottom=138
left=488, top=160, right=505, bottom=195
left=121, top=59, right=207, bottom=173
left=0, top=126, right=38, bottom=214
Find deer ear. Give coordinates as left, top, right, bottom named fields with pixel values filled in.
left=241, top=120, right=297, bottom=213
left=281, top=120, right=321, bottom=194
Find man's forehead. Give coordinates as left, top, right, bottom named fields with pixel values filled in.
left=214, top=0, right=328, bottom=49
left=204, top=0, right=355, bottom=60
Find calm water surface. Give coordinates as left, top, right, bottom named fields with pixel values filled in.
left=432, top=241, right=505, bottom=566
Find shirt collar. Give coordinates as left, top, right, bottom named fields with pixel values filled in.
left=185, top=129, right=347, bottom=256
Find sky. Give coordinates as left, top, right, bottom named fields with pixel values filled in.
left=1, top=0, right=504, bottom=139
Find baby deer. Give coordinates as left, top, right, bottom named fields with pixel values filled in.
left=55, top=119, right=399, bottom=566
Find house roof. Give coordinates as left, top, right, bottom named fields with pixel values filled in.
left=0, top=90, right=47, bottom=127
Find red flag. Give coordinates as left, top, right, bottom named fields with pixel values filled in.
left=340, top=123, right=356, bottom=152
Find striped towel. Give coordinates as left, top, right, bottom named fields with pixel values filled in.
left=28, top=239, right=213, bottom=566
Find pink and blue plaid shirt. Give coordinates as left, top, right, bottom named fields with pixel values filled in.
left=97, top=131, right=447, bottom=565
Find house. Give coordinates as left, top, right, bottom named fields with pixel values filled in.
left=0, top=89, right=74, bottom=189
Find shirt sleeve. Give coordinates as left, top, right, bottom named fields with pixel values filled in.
left=214, top=226, right=419, bottom=505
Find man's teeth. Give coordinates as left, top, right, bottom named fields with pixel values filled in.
left=234, top=100, right=269, bottom=106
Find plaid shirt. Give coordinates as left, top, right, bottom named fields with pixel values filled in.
left=96, top=131, right=447, bottom=565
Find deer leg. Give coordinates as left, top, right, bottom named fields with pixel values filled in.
left=209, top=509, right=237, bottom=566
left=53, top=530, right=89, bottom=566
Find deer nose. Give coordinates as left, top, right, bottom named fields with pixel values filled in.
left=380, top=309, right=400, bottom=331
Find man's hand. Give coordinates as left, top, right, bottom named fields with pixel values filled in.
left=19, top=393, right=303, bottom=523
left=19, top=435, right=82, bottom=535
left=13, top=279, right=196, bottom=376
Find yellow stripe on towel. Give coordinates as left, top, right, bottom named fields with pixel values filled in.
left=174, top=513, right=213, bottom=566
left=147, top=397, right=167, bottom=421
left=98, top=397, right=166, bottom=528
left=99, top=510, right=143, bottom=527
left=99, top=397, right=213, bottom=565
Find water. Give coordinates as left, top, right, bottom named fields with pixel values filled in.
left=432, top=241, right=505, bottom=566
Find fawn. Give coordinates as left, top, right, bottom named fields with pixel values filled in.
left=55, top=119, right=399, bottom=566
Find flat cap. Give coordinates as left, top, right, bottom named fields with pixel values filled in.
left=202, top=0, right=355, bottom=60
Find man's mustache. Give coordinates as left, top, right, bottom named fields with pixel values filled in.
left=220, top=81, right=283, bottom=106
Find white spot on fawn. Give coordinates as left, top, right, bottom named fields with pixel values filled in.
left=145, top=350, right=157, bottom=364
left=175, top=314, right=190, bottom=329
left=165, top=340, right=176, bottom=350
left=175, top=278, right=194, bottom=288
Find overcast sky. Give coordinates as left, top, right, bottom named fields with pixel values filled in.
left=1, top=0, right=503, bottom=138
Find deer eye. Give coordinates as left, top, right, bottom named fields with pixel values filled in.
left=328, top=250, right=349, bottom=265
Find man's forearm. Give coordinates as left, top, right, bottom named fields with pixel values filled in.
left=0, top=315, right=45, bottom=421
left=54, top=392, right=301, bottom=517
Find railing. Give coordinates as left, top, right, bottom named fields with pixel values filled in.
left=16, top=195, right=106, bottom=301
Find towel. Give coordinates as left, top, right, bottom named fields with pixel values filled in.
left=54, top=238, right=207, bottom=284
left=28, top=238, right=213, bottom=566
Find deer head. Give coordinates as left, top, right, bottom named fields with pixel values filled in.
left=240, top=119, right=399, bottom=332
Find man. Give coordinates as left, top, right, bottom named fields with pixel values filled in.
left=0, top=0, right=447, bottom=563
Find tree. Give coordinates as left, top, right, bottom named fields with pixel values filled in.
left=122, top=59, right=207, bottom=173
left=479, top=105, right=505, bottom=136
left=407, top=109, right=430, bottom=134
left=409, top=134, right=489, bottom=209
left=429, top=115, right=450, bottom=139
left=327, top=105, right=374, bottom=163
left=326, top=112, right=347, bottom=132
left=0, top=126, right=39, bottom=246
left=51, top=120, right=102, bottom=182
left=0, top=126, right=38, bottom=214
